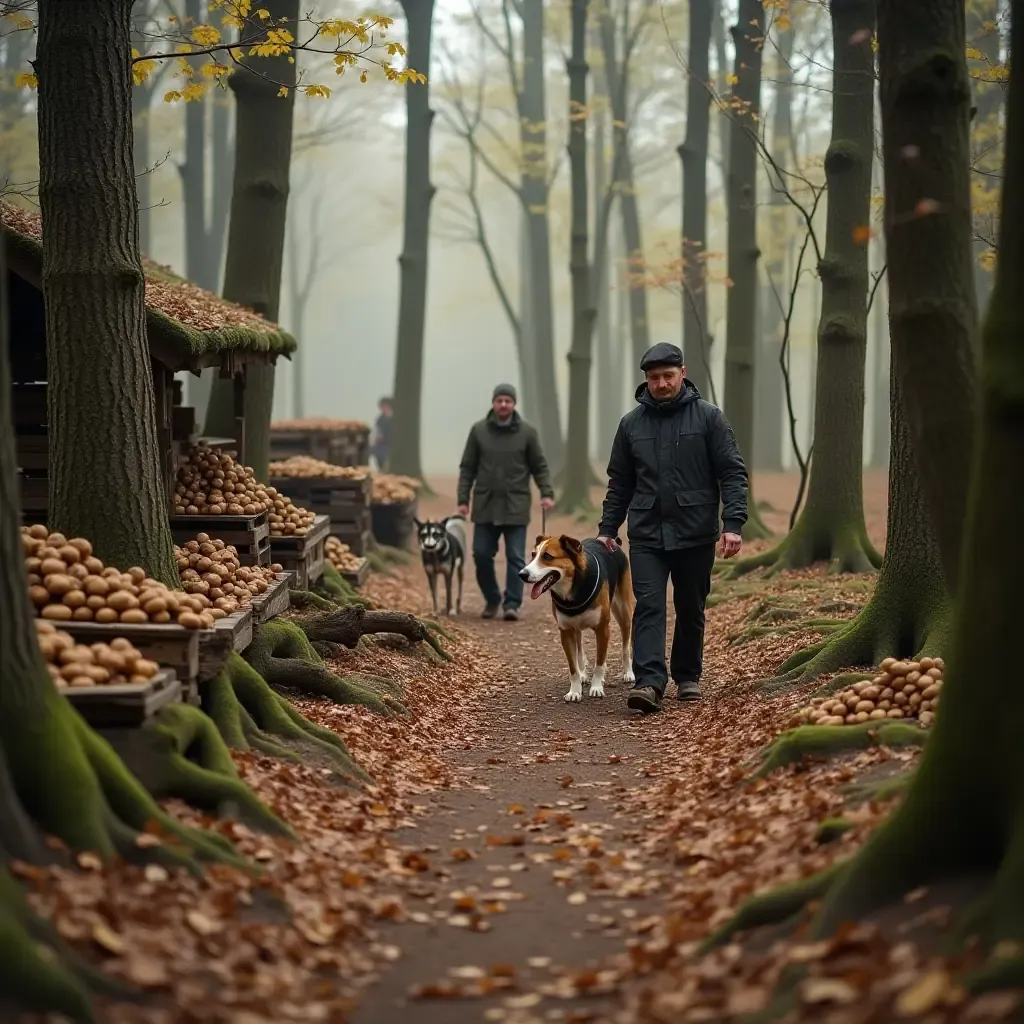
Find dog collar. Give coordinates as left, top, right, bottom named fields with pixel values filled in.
left=552, top=556, right=602, bottom=616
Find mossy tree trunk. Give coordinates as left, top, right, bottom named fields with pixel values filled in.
left=559, top=0, right=596, bottom=513
left=203, top=0, right=298, bottom=482
left=729, top=0, right=880, bottom=576
left=968, top=0, right=1003, bottom=315
left=753, top=20, right=794, bottom=471
left=38, top=0, right=177, bottom=586
left=711, top=0, right=729, bottom=185
left=519, top=0, right=564, bottom=470
left=679, top=0, right=713, bottom=402
left=881, top=0, right=977, bottom=593
left=722, top=0, right=770, bottom=539
left=388, top=0, right=436, bottom=480
left=805, top=1, right=1024, bottom=962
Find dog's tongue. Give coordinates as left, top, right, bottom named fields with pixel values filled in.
left=530, top=579, right=548, bottom=600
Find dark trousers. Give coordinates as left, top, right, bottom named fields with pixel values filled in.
left=472, top=524, right=528, bottom=610
left=630, top=543, right=716, bottom=695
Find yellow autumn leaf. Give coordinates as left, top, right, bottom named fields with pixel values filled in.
left=182, top=81, right=206, bottom=101
left=164, top=89, right=183, bottom=103
left=775, top=13, right=791, bottom=30
left=725, top=72, right=739, bottom=86
left=15, top=71, right=38, bottom=90
left=191, top=24, right=221, bottom=46
left=200, top=62, right=230, bottom=80
left=965, top=46, right=984, bottom=60
left=277, top=85, right=289, bottom=97
left=302, top=83, right=332, bottom=98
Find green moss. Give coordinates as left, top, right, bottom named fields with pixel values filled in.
left=815, top=818, right=854, bottom=844
left=756, top=720, right=927, bottom=777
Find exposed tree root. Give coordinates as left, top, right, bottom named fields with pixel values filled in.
left=318, top=563, right=372, bottom=606
left=701, top=863, right=848, bottom=951
left=106, top=704, right=291, bottom=836
left=842, top=768, right=916, bottom=806
left=246, top=620, right=407, bottom=715
left=819, top=670, right=874, bottom=694
left=756, top=721, right=927, bottom=777
left=724, top=520, right=881, bottom=580
left=741, top=499, right=773, bottom=541
left=296, top=606, right=452, bottom=661
left=728, top=619, right=847, bottom=647
left=752, top=584, right=953, bottom=692
left=203, top=653, right=370, bottom=782
left=289, top=589, right=338, bottom=613
left=815, top=818, right=854, bottom=844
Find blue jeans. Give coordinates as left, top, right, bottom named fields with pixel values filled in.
left=472, top=524, right=527, bottom=610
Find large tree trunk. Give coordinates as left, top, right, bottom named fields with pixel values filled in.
left=721, top=0, right=770, bottom=539
left=179, top=0, right=208, bottom=288
left=805, top=0, right=1024, bottom=946
left=880, top=0, right=976, bottom=592
left=711, top=0, right=729, bottom=185
left=519, top=0, right=564, bottom=468
left=517, top=209, right=535, bottom=422
left=38, top=0, right=177, bottom=585
left=592, top=29, right=618, bottom=459
left=739, top=0, right=879, bottom=575
left=679, top=0, right=713, bottom=402
left=968, top=0, right=1003, bottom=315
left=387, top=0, right=436, bottom=479
left=203, top=0, right=298, bottom=481
left=558, top=0, right=596, bottom=512
left=753, top=22, right=794, bottom=471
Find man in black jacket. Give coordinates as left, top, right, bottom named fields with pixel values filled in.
left=596, top=342, right=748, bottom=713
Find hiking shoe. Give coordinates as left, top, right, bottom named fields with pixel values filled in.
left=627, top=685, right=663, bottom=714
left=481, top=604, right=500, bottom=620
left=676, top=681, right=702, bottom=702
left=503, top=607, right=520, bottom=622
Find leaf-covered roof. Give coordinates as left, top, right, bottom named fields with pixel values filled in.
left=1, top=200, right=296, bottom=370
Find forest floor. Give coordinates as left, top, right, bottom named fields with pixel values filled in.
left=17, top=470, right=1020, bottom=1022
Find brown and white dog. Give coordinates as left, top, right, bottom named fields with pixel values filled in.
left=519, top=535, right=635, bottom=702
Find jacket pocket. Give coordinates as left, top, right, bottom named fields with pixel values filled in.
left=673, top=488, right=720, bottom=538
left=626, top=493, right=657, bottom=541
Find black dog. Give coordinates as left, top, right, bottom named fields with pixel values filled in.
left=415, top=515, right=466, bottom=617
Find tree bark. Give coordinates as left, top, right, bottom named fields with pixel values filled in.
left=879, top=0, right=976, bottom=593
left=387, top=0, right=436, bottom=479
left=967, top=0, right=1003, bottom=315
left=753, top=21, right=794, bottom=471
left=711, top=0, right=729, bottom=184
left=179, top=0, right=208, bottom=288
left=722, top=0, right=770, bottom=539
left=519, top=0, right=564, bottom=468
left=559, top=0, right=596, bottom=511
left=869, top=242, right=890, bottom=467
left=679, top=0, right=713, bottom=402
left=741, top=0, right=879, bottom=573
left=805, top=0, right=1024, bottom=943
left=591, top=28, right=618, bottom=459
left=38, top=0, right=177, bottom=585
left=203, top=0, right=298, bottom=481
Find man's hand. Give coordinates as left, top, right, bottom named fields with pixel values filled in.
left=596, top=535, right=618, bottom=552
left=719, top=532, right=742, bottom=559
left=457, top=504, right=469, bottom=517
left=540, top=497, right=555, bottom=512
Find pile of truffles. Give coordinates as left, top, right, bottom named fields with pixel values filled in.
left=793, top=657, right=944, bottom=728
left=372, top=473, right=419, bottom=505
left=176, top=534, right=282, bottom=614
left=36, top=620, right=160, bottom=690
left=267, top=489, right=316, bottom=537
left=326, top=536, right=364, bottom=574
left=173, top=445, right=273, bottom=516
left=268, top=456, right=370, bottom=482
left=23, top=526, right=214, bottom=628
left=271, top=417, right=369, bottom=432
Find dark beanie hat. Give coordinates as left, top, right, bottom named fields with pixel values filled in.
left=493, top=383, right=518, bottom=401
left=639, top=342, right=684, bottom=371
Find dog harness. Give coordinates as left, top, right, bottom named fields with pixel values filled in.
left=551, top=541, right=615, bottom=616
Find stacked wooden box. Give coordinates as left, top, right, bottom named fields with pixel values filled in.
left=269, top=473, right=372, bottom=555
left=269, top=423, right=370, bottom=468
left=269, top=514, right=330, bottom=589
left=13, top=383, right=48, bottom=522
left=169, top=510, right=271, bottom=567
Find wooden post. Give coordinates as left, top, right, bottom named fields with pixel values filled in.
left=233, top=364, right=246, bottom=466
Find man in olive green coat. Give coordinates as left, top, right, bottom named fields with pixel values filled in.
left=457, top=384, right=555, bottom=621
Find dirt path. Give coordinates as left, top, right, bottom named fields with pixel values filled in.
left=351, top=555, right=664, bottom=1023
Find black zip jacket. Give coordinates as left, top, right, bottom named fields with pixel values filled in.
left=597, top=380, right=748, bottom=551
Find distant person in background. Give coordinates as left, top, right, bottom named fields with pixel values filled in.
left=457, top=383, right=555, bottom=622
left=372, top=396, right=393, bottom=470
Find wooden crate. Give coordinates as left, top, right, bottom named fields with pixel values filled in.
left=270, top=474, right=370, bottom=512
left=269, top=427, right=370, bottom=468
left=371, top=499, right=417, bottom=549
left=250, top=572, right=291, bottom=624
left=58, top=621, right=200, bottom=687
left=338, top=556, right=370, bottom=588
left=269, top=514, right=329, bottom=589
left=169, top=510, right=271, bottom=567
left=62, top=669, right=183, bottom=728
left=197, top=604, right=253, bottom=681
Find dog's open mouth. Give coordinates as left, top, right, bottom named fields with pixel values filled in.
left=530, top=572, right=559, bottom=600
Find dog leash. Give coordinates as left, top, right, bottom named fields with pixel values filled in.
left=541, top=504, right=547, bottom=536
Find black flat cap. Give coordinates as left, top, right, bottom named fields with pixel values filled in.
left=639, top=342, right=683, bottom=371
